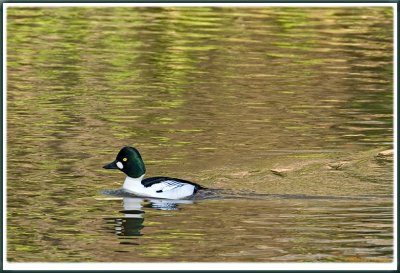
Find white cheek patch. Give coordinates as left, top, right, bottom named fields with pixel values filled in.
left=116, top=161, right=123, bottom=169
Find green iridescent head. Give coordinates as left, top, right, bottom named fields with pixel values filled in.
left=103, top=146, right=146, bottom=178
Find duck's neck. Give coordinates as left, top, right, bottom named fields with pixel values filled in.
left=123, top=174, right=145, bottom=192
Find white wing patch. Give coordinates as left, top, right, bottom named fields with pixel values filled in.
left=150, top=180, right=186, bottom=192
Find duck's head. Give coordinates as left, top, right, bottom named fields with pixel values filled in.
left=103, top=146, right=146, bottom=178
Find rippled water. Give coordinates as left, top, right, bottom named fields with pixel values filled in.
left=6, top=7, right=393, bottom=263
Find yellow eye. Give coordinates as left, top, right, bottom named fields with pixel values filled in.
left=123, top=157, right=128, bottom=162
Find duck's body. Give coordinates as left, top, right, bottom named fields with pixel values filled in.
left=123, top=175, right=203, bottom=199
left=103, top=147, right=205, bottom=199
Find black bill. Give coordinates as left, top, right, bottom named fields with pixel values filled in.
left=103, top=160, right=118, bottom=169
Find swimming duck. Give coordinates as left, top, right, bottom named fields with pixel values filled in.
left=103, top=146, right=205, bottom=199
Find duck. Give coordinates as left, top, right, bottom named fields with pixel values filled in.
left=103, top=146, right=206, bottom=199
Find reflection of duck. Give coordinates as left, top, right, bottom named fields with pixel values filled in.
left=103, top=146, right=206, bottom=199
left=104, top=197, right=194, bottom=238
left=104, top=198, right=144, bottom=237
left=113, top=217, right=144, bottom=237
left=143, top=198, right=194, bottom=211
left=123, top=197, right=193, bottom=212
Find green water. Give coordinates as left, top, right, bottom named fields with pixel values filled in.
left=7, top=7, right=393, bottom=262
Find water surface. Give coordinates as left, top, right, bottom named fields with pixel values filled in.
left=7, top=7, right=393, bottom=263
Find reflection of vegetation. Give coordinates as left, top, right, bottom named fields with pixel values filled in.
left=7, top=7, right=393, bottom=262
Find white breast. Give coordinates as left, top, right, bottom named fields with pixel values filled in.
left=122, top=175, right=146, bottom=194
